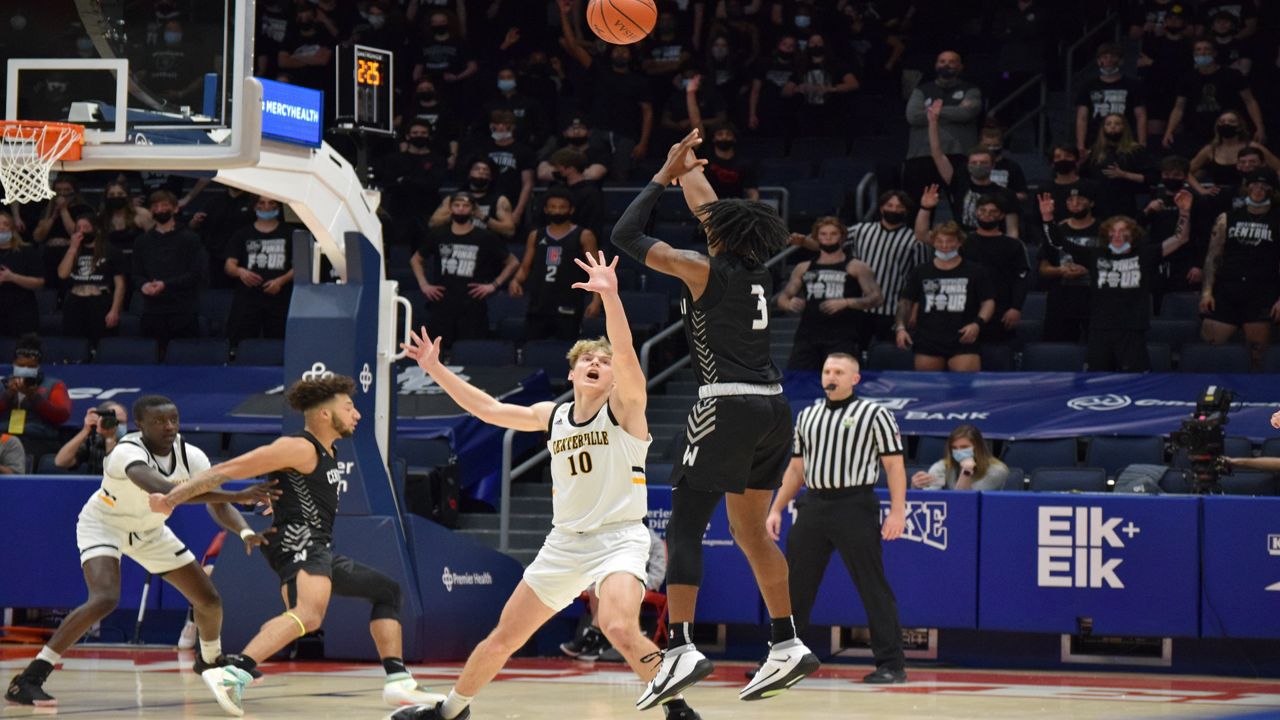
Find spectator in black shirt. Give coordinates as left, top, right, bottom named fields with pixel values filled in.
left=702, top=122, right=760, bottom=200
left=1200, top=169, right=1280, bottom=370
left=0, top=212, right=43, bottom=337
left=413, top=11, right=479, bottom=105
left=377, top=120, right=447, bottom=244
left=642, top=13, right=693, bottom=99
left=1207, top=12, right=1252, bottom=76
left=785, top=34, right=859, bottom=137
left=57, top=217, right=125, bottom=341
left=139, top=19, right=203, bottom=107
left=980, top=125, right=1029, bottom=202
left=926, top=102, right=1020, bottom=237
left=461, top=110, right=536, bottom=229
left=895, top=221, right=995, bottom=372
left=1142, top=155, right=1209, bottom=297
left=1039, top=191, right=1193, bottom=372
left=537, top=115, right=611, bottom=183
left=702, top=33, right=749, bottom=116
left=508, top=188, right=601, bottom=341
left=1163, top=39, right=1265, bottom=152
left=98, top=181, right=155, bottom=264
left=1075, top=43, right=1148, bottom=155
left=483, top=66, right=549, bottom=150
left=276, top=5, right=334, bottom=92
left=53, top=402, right=126, bottom=474
left=403, top=77, right=463, bottom=166
left=749, top=34, right=801, bottom=138
left=547, top=149, right=606, bottom=240
left=661, top=68, right=728, bottom=148
left=1044, top=145, right=1103, bottom=222
left=1082, top=113, right=1155, bottom=220
left=132, top=191, right=204, bottom=344
left=410, top=193, right=519, bottom=349
left=430, top=159, right=517, bottom=239
left=836, top=3, right=904, bottom=95
left=224, top=197, right=295, bottom=343
left=1188, top=111, right=1280, bottom=194
left=1039, top=185, right=1101, bottom=343
left=1136, top=3, right=1193, bottom=140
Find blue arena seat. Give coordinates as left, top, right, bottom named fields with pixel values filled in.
left=234, top=338, right=285, bottom=365
left=164, top=337, right=230, bottom=365
left=789, top=136, right=847, bottom=160
left=1084, top=435, right=1165, bottom=477
left=758, top=158, right=815, bottom=185
left=1158, top=292, right=1201, bottom=320
left=93, top=337, right=159, bottom=364
left=866, top=343, right=914, bottom=371
left=397, top=437, right=453, bottom=471
left=1147, top=318, right=1200, bottom=349
left=1266, top=345, right=1280, bottom=373
left=198, top=289, right=235, bottom=337
left=180, top=431, right=224, bottom=455
left=41, top=336, right=91, bottom=365
left=1021, top=342, right=1085, bottom=371
left=0, top=337, right=13, bottom=361
left=226, top=433, right=275, bottom=457
left=1002, top=437, right=1077, bottom=470
left=1028, top=467, right=1108, bottom=493
left=980, top=343, right=1015, bottom=371
left=1262, top=438, right=1280, bottom=458
left=1160, top=467, right=1193, bottom=493
left=450, top=339, right=517, bottom=366
left=786, top=179, right=846, bottom=225
left=520, top=339, right=575, bottom=391
left=1147, top=342, right=1173, bottom=372
left=1178, top=343, right=1250, bottom=373
left=913, top=436, right=948, bottom=465
left=1020, top=292, right=1047, bottom=321
left=817, top=157, right=874, bottom=185
left=619, top=290, right=670, bottom=333
left=1002, top=466, right=1027, bottom=491
left=1218, top=472, right=1277, bottom=496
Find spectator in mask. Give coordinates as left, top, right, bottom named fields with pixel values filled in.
left=412, top=11, right=479, bottom=100
left=1188, top=111, right=1280, bottom=193
left=702, top=33, right=749, bottom=111
left=663, top=69, right=728, bottom=147
left=642, top=13, right=692, bottom=98
left=1163, top=39, right=1264, bottom=153
left=1039, top=185, right=1101, bottom=343
left=783, top=33, right=859, bottom=137
left=895, top=222, right=995, bottom=372
left=1082, top=113, right=1155, bottom=220
left=224, top=197, right=295, bottom=343
left=57, top=216, right=126, bottom=342
left=0, top=335, right=72, bottom=461
left=429, top=159, right=516, bottom=238
left=701, top=121, right=759, bottom=200
left=460, top=110, right=536, bottom=229
left=132, top=191, right=204, bottom=346
left=97, top=181, right=154, bottom=262
left=925, top=101, right=1020, bottom=237
left=1075, top=43, right=1148, bottom=157
left=53, top=401, right=127, bottom=474
left=376, top=120, right=447, bottom=245
left=537, top=116, right=610, bottom=183
left=749, top=34, right=802, bottom=139
left=403, top=77, right=462, bottom=166
left=483, top=66, right=549, bottom=149
left=904, top=51, right=982, bottom=199
left=0, top=212, right=43, bottom=338
left=979, top=124, right=1028, bottom=202
left=547, top=149, right=606, bottom=240
left=1143, top=155, right=1207, bottom=298
left=1136, top=2, right=1193, bottom=142
left=912, top=424, right=1008, bottom=491
left=1045, top=145, right=1102, bottom=222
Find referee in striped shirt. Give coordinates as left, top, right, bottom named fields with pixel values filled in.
left=766, top=352, right=908, bottom=684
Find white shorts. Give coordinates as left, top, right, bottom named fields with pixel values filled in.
left=523, top=522, right=649, bottom=611
left=76, top=509, right=197, bottom=574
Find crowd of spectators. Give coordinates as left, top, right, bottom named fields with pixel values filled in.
left=1, top=0, right=1279, bottom=380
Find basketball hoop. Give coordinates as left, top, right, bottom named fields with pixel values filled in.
left=0, top=121, right=84, bottom=205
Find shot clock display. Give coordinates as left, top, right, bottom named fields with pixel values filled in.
left=335, top=44, right=394, bottom=134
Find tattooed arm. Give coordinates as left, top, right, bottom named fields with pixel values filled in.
left=156, top=436, right=316, bottom=511
left=1159, top=190, right=1194, bottom=257
left=1199, top=212, right=1228, bottom=315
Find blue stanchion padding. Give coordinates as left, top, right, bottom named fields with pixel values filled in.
left=772, top=489, right=979, bottom=629
left=404, top=515, right=523, bottom=660
left=203, top=73, right=219, bottom=118
left=979, top=493, right=1200, bottom=637
left=0, top=476, right=228, bottom=611
left=646, top=486, right=761, bottom=624
left=1201, top=496, right=1280, bottom=639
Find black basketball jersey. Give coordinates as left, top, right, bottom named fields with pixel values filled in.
left=680, top=254, right=782, bottom=385
left=529, top=225, right=585, bottom=316
left=1221, top=206, right=1280, bottom=283
left=797, top=259, right=862, bottom=338
left=269, top=431, right=343, bottom=538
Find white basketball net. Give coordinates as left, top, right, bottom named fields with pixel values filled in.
left=0, top=124, right=82, bottom=204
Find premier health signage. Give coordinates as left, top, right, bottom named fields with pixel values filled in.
left=259, top=78, right=323, bottom=148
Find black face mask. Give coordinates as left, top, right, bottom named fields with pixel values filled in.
left=818, top=241, right=842, bottom=253
left=1068, top=208, right=1091, bottom=220
left=881, top=210, right=907, bottom=225
left=545, top=212, right=571, bottom=225
left=105, top=196, right=128, bottom=210
left=81, top=232, right=96, bottom=244
left=611, top=56, right=629, bottom=69
left=417, top=92, right=436, bottom=104
left=1217, top=125, right=1240, bottom=138
left=451, top=212, right=472, bottom=225
left=565, top=135, right=589, bottom=146
left=977, top=218, right=1002, bottom=231
left=153, top=211, right=174, bottom=224
left=298, top=21, right=316, bottom=32
left=777, top=50, right=795, bottom=61
left=1104, top=131, right=1124, bottom=142
left=407, top=136, right=430, bottom=148
left=810, top=49, right=825, bottom=60
left=1053, top=159, right=1077, bottom=175
left=937, top=67, right=958, bottom=79
left=714, top=140, right=736, bottom=151
left=432, top=29, right=449, bottom=41
left=468, top=178, right=489, bottom=192
left=1162, top=178, right=1185, bottom=192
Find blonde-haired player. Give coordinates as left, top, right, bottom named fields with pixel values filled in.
left=392, top=252, right=700, bottom=720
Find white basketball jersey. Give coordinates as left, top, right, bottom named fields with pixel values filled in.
left=546, top=401, right=650, bottom=533
left=82, top=432, right=211, bottom=532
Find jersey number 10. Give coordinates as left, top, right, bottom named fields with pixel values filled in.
left=567, top=451, right=594, bottom=476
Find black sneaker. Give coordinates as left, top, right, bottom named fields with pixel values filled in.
left=862, top=666, right=907, bottom=684
left=560, top=626, right=605, bottom=661
left=192, top=653, right=226, bottom=674
left=223, top=653, right=265, bottom=684
left=5, top=674, right=57, bottom=707
left=662, top=699, right=702, bottom=719
left=385, top=704, right=470, bottom=720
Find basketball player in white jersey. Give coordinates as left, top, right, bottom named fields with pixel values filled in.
left=5, top=395, right=276, bottom=716
left=392, top=251, right=701, bottom=720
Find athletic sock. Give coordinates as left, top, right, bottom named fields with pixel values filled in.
left=769, top=616, right=797, bottom=645
left=440, top=688, right=473, bottom=719
left=381, top=656, right=408, bottom=677
left=199, top=638, right=222, bottom=665
left=667, top=622, right=694, bottom=650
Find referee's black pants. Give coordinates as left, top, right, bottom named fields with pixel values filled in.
left=787, top=487, right=905, bottom=671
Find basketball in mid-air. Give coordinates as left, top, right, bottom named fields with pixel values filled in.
left=586, top=0, right=658, bottom=45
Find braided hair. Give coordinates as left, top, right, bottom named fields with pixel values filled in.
left=695, top=198, right=788, bottom=267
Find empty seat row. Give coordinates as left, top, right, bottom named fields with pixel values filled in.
left=0, top=336, right=284, bottom=366
left=864, top=341, right=1274, bottom=373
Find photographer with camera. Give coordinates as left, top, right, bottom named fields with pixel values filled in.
left=0, top=335, right=72, bottom=462
left=53, top=401, right=127, bottom=474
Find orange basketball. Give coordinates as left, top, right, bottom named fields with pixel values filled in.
left=586, top=0, right=658, bottom=45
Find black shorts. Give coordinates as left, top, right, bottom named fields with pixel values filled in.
left=912, top=333, right=979, bottom=361
left=1206, top=279, right=1278, bottom=327
left=262, top=523, right=336, bottom=583
left=670, top=393, right=792, bottom=494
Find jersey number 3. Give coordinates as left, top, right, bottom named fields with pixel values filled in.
left=750, top=284, right=768, bottom=330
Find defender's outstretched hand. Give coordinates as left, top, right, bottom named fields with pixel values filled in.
left=400, top=327, right=445, bottom=372
left=571, top=251, right=619, bottom=297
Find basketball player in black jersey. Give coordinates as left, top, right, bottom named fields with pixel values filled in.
left=154, top=376, right=444, bottom=715
left=508, top=187, right=602, bottom=341
left=613, top=130, right=820, bottom=710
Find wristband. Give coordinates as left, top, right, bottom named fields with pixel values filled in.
left=239, top=528, right=256, bottom=541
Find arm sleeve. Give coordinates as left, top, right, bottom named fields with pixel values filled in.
left=937, top=87, right=982, bottom=123
left=904, top=89, right=927, bottom=126
left=611, top=182, right=666, bottom=264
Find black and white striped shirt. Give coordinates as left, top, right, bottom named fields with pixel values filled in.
left=846, top=221, right=929, bottom=317
left=793, top=395, right=904, bottom=489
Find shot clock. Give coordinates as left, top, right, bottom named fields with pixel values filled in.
left=335, top=44, right=395, bottom=135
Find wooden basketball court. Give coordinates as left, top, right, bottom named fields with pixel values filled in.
left=4, top=646, right=1279, bottom=719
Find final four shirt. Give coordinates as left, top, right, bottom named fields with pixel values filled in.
left=65, top=247, right=125, bottom=293
left=899, top=259, right=994, bottom=342
left=87, top=432, right=210, bottom=533
left=1046, top=224, right=1162, bottom=330
left=228, top=223, right=296, bottom=287
left=546, top=401, right=650, bottom=533
left=796, top=259, right=863, bottom=340
left=1219, top=206, right=1280, bottom=284
left=417, top=225, right=508, bottom=305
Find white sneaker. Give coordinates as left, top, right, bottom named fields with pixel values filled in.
left=201, top=665, right=252, bottom=717
left=383, top=673, right=448, bottom=708
left=177, top=619, right=197, bottom=649
left=635, top=646, right=714, bottom=711
left=738, top=639, right=819, bottom=701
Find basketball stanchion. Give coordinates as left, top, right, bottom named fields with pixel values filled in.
left=131, top=574, right=154, bottom=645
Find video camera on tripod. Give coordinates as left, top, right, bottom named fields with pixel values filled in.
left=1169, top=385, right=1234, bottom=491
